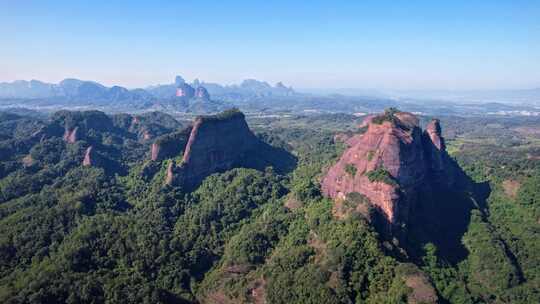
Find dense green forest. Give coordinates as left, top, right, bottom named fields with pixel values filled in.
left=0, top=110, right=539, bottom=303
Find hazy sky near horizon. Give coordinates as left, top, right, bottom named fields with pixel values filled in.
left=1, top=0, right=539, bottom=90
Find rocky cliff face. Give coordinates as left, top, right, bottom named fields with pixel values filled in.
left=195, top=87, right=210, bottom=100
left=150, top=127, right=193, bottom=161
left=321, top=109, right=454, bottom=230
left=167, top=110, right=259, bottom=189
left=176, top=83, right=195, bottom=98
left=82, top=146, right=104, bottom=167
left=63, top=126, right=79, bottom=143
left=422, top=119, right=454, bottom=186
left=153, top=109, right=296, bottom=190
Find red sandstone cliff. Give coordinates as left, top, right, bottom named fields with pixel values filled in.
left=161, top=109, right=259, bottom=189
left=422, top=119, right=453, bottom=185
left=195, top=86, right=210, bottom=100
left=82, top=146, right=103, bottom=167
left=151, top=108, right=296, bottom=189
left=151, top=127, right=193, bottom=161
left=321, top=109, right=452, bottom=228
left=63, top=126, right=79, bottom=143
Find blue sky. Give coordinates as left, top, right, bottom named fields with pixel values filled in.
left=1, top=0, right=539, bottom=89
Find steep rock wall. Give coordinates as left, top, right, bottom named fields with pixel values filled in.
left=151, top=126, right=193, bottom=161
left=169, top=111, right=258, bottom=189
left=321, top=110, right=454, bottom=229
left=152, top=109, right=296, bottom=190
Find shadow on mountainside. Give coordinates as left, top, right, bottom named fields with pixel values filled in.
left=244, top=138, right=298, bottom=175
left=406, top=157, right=492, bottom=265
left=178, top=137, right=298, bottom=192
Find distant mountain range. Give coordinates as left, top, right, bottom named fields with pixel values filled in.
left=146, top=76, right=296, bottom=101
left=0, top=78, right=150, bottom=101
left=1, top=76, right=539, bottom=116
left=0, top=76, right=297, bottom=107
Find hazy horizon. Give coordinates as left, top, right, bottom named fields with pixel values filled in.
left=2, top=1, right=539, bottom=90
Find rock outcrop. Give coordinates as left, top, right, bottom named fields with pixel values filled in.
left=153, top=109, right=296, bottom=190
left=321, top=109, right=455, bottom=231
left=82, top=146, right=103, bottom=167
left=176, top=83, right=195, bottom=98
left=167, top=109, right=259, bottom=189
left=54, top=110, right=116, bottom=144
left=195, top=86, right=210, bottom=100
left=150, top=127, right=192, bottom=161
left=63, top=126, right=79, bottom=143
left=422, top=119, right=454, bottom=185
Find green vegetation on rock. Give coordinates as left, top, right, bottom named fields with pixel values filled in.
left=345, top=163, right=357, bottom=177
left=365, top=167, right=397, bottom=186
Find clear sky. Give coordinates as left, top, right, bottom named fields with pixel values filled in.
left=1, top=0, right=539, bottom=90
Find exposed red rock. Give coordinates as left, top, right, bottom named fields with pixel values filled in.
left=175, top=83, right=195, bottom=98
left=167, top=110, right=259, bottom=188
left=425, top=119, right=444, bottom=150
left=150, top=143, right=160, bottom=161
left=423, top=119, right=444, bottom=170
left=142, top=129, right=152, bottom=140
left=195, top=86, right=210, bottom=99
left=165, top=161, right=174, bottom=185
left=334, top=132, right=351, bottom=144
left=82, top=146, right=94, bottom=166
left=63, top=126, right=79, bottom=143
left=150, top=127, right=192, bottom=161
left=153, top=109, right=296, bottom=188
left=82, top=145, right=105, bottom=167
left=422, top=119, right=454, bottom=186
left=321, top=110, right=453, bottom=229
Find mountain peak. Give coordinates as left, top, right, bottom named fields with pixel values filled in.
left=321, top=109, right=455, bottom=230
left=175, top=75, right=186, bottom=86
left=156, top=108, right=295, bottom=189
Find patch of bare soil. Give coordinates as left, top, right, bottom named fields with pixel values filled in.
left=284, top=195, right=302, bottom=210
left=405, top=274, right=438, bottom=304
left=502, top=179, right=521, bottom=199
left=249, top=279, right=267, bottom=304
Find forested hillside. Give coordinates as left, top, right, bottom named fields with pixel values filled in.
left=0, top=110, right=538, bottom=304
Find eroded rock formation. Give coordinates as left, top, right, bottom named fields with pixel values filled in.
left=176, top=83, right=195, bottom=98
left=422, top=119, right=454, bottom=185
left=168, top=110, right=259, bottom=189
left=153, top=109, right=296, bottom=190
left=321, top=109, right=454, bottom=230
left=82, top=146, right=102, bottom=167
left=150, top=127, right=193, bottom=161
left=63, top=126, right=79, bottom=143
left=195, top=86, right=210, bottom=100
